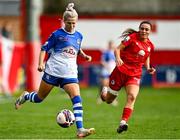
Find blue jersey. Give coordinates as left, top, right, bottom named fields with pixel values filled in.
left=42, top=28, right=83, bottom=78
left=101, top=50, right=116, bottom=78
left=102, top=50, right=115, bottom=62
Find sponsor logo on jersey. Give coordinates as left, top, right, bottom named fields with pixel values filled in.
left=138, top=50, right=145, bottom=56
left=62, top=46, right=76, bottom=58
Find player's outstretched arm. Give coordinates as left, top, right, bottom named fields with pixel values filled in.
left=78, top=48, right=92, bottom=62
left=114, top=43, right=125, bottom=66
left=145, top=56, right=156, bottom=75
left=38, top=50, right=46, bottom=72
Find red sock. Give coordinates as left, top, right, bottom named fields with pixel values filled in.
left=121, top=108, right=133, bottom=122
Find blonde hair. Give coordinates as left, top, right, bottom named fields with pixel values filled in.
left=63, top=3, right=78, bottom=21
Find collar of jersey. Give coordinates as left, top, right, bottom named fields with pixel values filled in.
left=62, top=27, right=75, bottom=34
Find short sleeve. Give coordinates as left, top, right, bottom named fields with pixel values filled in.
left=121, top=35, right=132, bottom=47
left=41, top=33, right=56, bottom=52
left=78, top=32, right=83, bottom=48
left=148, top=40, right=155, bottom=52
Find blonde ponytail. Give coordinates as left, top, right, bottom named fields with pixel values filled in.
left=63, top=3, right=78, bottom=21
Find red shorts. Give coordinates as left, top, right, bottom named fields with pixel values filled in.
left=109, top=67, right=141, bottom=91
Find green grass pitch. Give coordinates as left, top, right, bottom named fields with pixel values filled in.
left=0, top=86, right=180, bottom=139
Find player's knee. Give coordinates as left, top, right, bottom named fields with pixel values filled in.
left=127, top=93, right=136, bottom=103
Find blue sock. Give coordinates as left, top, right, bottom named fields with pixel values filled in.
left=71, top=96, right=83, bottom=129
left=25, top=92, right=42, bottom=103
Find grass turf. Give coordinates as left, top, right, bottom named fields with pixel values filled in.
left=0, top=86, right=180, bottom=139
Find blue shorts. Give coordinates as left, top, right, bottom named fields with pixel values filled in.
left=42, top=72, right=79, bottom=88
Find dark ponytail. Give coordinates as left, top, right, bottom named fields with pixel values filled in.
left=119, top=21, right=152, bottom=39
left=120, top=28, right=137, bottom=39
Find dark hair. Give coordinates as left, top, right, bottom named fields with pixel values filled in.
left=120, top=20, right=152, bottom=39
left=139, top=20, right=152, bottom=29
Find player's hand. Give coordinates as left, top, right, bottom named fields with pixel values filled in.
left=85, top=55, right=92, bottom=62
left=38, top=64, right=45, bottom=72
left=116, top=58, right=124, bottom=66
left=147, top=67, right=156, bottom=75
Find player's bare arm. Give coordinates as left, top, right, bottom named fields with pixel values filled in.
left=38, top=50, right=46, bottom=72
left=79, top=48, right=92, bottom=61
left=145, top=56, right=156, bottom=75
left=114, top=43, right=125, bottom=66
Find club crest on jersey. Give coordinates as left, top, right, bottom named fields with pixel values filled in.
left=111, top=80, right=115, bottom=85
left=77, top=39, right=81, bottom=45
left=147, top=47, right=151, bottom=52
left=138, top=50, right=145, bottom=56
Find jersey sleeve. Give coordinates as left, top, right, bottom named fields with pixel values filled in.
left=77, top=32, right=83, bottom=54
left=41, top=33, right=56, bottom=52
left=121, top=35, right=132, bottom=47
left=78, top=32, right=83, bottom=48
left=151, top=43, right=155, bottom=52
left=148, top=40, right=155, bottom=52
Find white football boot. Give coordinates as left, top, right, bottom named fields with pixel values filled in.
left=15, top=91, right=29, bottom=110
left=77, top=128, right=95, bottom=138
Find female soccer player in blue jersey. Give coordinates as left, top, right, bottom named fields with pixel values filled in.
left=97, top=40, right=118, bottom=106
left=15, top=3, right=95, bottom=138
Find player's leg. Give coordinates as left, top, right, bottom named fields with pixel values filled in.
left=15, top=80, right=54, bottom=109
left=15, top=72, right=56, bottom=109
left=117, top=84, right=139, bottom=133
left=125, top=84, right=139, bottom=110
left=100, top=67, right=121, bottom=104
left=63, top=82, right=95, bottom=138
left=101, top=86, right=118, bottom=104
left=97, top=76, right=109, bottom=104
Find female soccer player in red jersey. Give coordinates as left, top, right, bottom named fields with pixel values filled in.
left=101, top=21, right=156, bottom=133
